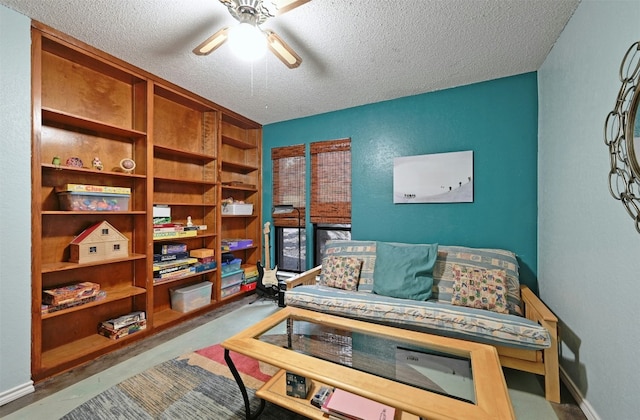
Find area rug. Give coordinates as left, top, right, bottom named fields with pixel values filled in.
left=60, top=344, right=307, bottom=420
left=60, top=342, right=559, bottom=420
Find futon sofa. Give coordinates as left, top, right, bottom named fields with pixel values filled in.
left=284, top=240, right=560, bottom=403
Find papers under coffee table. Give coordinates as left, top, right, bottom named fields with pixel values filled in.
left=221, top=306, right=515, bottom=420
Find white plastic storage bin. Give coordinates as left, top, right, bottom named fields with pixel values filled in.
left=170, top=281, right=212, bottom=312
left=222, top=203, right=253, bottom=215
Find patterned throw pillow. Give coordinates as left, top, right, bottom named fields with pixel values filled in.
left=319, top=255, right=363, bottom=291
left=451, top=264, right=509, bottom=314
left=323, top=240, right=376, bottom=292
left=433, top=246, right=523, bottom=316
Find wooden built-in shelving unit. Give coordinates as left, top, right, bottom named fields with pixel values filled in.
left=30, top=22, right=262, bottom=382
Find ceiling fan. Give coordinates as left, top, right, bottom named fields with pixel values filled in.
left=193, top=0, right=309, bottom=68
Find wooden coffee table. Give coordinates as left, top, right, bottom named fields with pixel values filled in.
left=222, top=306, right=515, bottom=420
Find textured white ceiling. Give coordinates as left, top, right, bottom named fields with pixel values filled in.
left=1, top=0, right=579, bottom=125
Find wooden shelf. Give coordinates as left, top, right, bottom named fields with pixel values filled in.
left=154, top=145, right=216, bottom=162
left=257, top=368, right=418, bottom=419
left=42, top=210, right=146, bottom=215
left=41, top=163, right=146, bottom=179
left=42, top=285, right=146, bottom=319
left=42, top=107, right=146, bottom=140
left=222, top=184, right=258, bottom=192
left=41, top=328, right=148, bottom=372
left=222, top=135, right=258, bottom=150
left=221, top=160, right=259, bottom=174
left=152, top=268, right=218, bottom=286
left=154, top=202, right=217, bottom=207
left=41, top=254, right=147, bottom=273
left=154, top=176, right=217, bottom=186
left=152, top=307, right=194, bottom=328
left=222, top=245, right=257, bottom=252
left=152, top=232, right=216, bottom=242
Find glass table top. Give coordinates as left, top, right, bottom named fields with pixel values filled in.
left=256, top=314, right=476, bottom=404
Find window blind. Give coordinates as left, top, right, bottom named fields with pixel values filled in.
left=271, top=144, right=305, bottom=227
left=310, top=138, right=351, bottom=224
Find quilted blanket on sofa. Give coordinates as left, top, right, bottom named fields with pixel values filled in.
left=284, top=285, right=551, bottom=351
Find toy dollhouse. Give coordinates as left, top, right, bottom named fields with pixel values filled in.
left=69, top=221, right=129, bottom=263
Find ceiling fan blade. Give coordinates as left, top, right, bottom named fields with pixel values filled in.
left=269, top=0, right=310, bottom=16
left=193, top=27, right=230, bottom=56
left=265, top=30, right=302, bottom=68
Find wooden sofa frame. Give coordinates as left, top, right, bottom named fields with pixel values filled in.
left=285, top=266, right=560, bottom=403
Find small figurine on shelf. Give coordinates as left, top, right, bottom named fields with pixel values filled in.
left=66, top=157, right=83, bottom=168
left=52, top=156, right=61, bottom=168
left=187, top=216, right=193, bottom=227
left=92, top=156, right=104, bottom=171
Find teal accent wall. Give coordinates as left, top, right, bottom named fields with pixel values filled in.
left=263, top=73, right=539, bottom=290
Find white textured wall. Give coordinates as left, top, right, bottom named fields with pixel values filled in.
left=0, top=5, right=33, bottom=404
left=538, top=1, right=640, bottom=418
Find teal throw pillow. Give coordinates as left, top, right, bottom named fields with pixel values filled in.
left=372, top=242, right=438, bottom=300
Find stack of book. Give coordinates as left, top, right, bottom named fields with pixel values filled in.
left=153, top=242, right=198, bottom=283
left=190, top=248, right=217, bottom=272
left=153, top=223, right=207, bottom=240
left=98, top=310, right=146, bottom=340
left=321, top=388, right=396, bottom=420
left=241, top=266, right=259, bottom=291
left=42, top=281, right=104, bottom=314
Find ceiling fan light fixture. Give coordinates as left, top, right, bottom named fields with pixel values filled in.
left=266, top=30, right=302, bottom=68
left=193, top=27, right=230, bottom=55
left=228, top=22, right=267, bottom=61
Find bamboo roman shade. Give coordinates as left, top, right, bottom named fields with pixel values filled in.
left=271, top=144, right=305, bottom=227
left=310, top=138, right=352, bottom=224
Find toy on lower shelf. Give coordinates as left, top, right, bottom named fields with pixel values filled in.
left=99, top=311, right=147, bottom=340
left=43, top=281, right=101, bottom=306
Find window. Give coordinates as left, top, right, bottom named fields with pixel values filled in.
left=275, top=226, right=306, bottom=272
left=271, top=140, right=352, bottom=271
left=272, top=145, right=306, bottom=272
left=310, top=138, right=351, bottom=224
left=101, top=228, right=109, bottom=235
left=313, top=223, right=351, bottom=266
left=113, top=244, right=120, bottom=251
left=89, top=246, right=97, bottom=254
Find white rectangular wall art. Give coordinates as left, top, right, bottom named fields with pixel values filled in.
left=393, top=150, right=473, bottom=203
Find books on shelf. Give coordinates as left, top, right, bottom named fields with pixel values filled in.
left=153, top=257, right=198, bottom=272
left=184, top=224, right=208, bottom=231
left=153, top=257, right=198, bottom=268
left=152, top=230, right=198, bottom=240
left=153, top=251, right=189, bottom=263
left=154, top=242, right=187, bottom=255
left=321, top=388, right=395, bottom=420
left=153, top=257, right=199, bottom=281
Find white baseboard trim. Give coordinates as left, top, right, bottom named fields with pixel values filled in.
left=560, top=365, right=600, bottom=420
left=0, top=381, right=34, bottom=406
